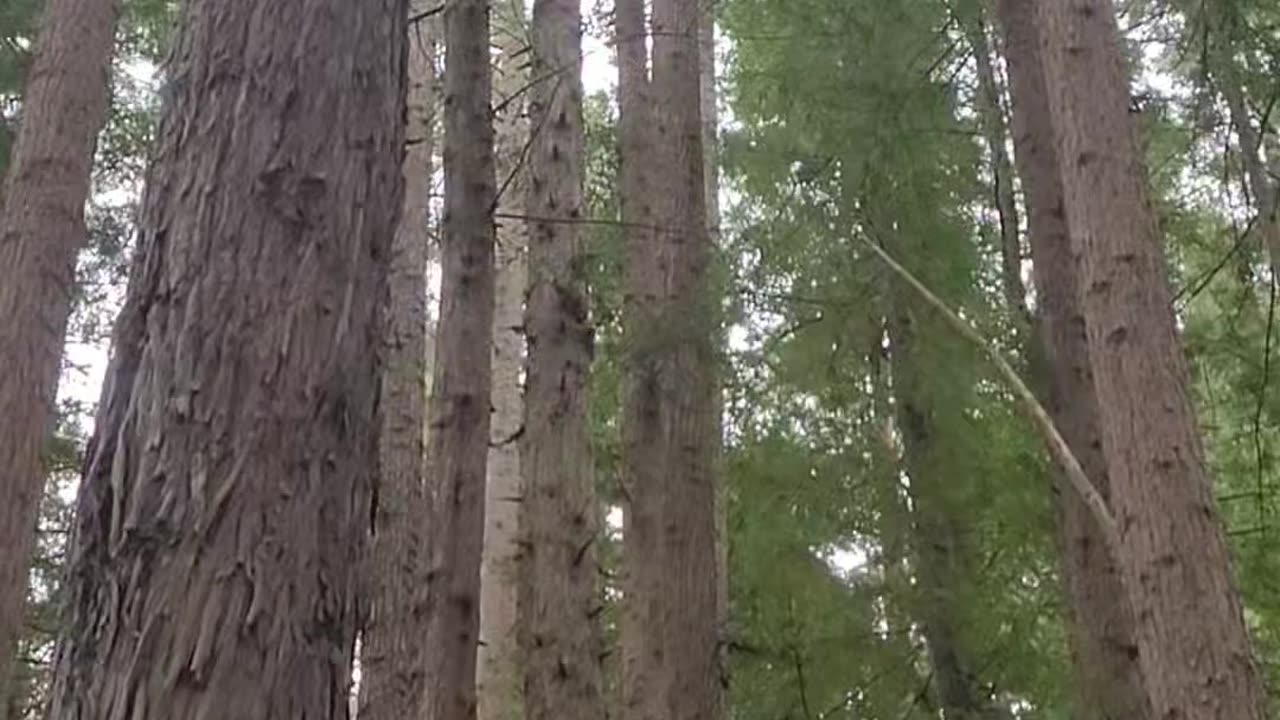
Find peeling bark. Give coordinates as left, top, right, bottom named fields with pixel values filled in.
left=0, top=0, right=119, bottom=712
left=1034, top=1, right=1266, bottom=717
left=44, top=1, right=407, bottom=716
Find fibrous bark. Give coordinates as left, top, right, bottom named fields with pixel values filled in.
left=477, top=3, right=526, bottom=718
left=517, top=0, right=606, bottom=716
left=1034, top=0, right=1266, bottom=717
left=423, top=0, right=498, bottom=717
left=649, top=1, right=723, bottom=718
left=359, top=4, right=438, bottom=718
left=994, top=1, right=1151, bottom=717
left=44, top=0, right=406, bottom=716
left=0, top=0, right=118, bottom=712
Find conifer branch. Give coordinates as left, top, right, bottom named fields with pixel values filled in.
left=860, top=237, right=1122, bottom=557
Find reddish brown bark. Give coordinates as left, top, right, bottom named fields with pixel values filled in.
left=994, top=2, right=1151, bottom=717
left=43, top=1, right=406, bottom=717
left=0, top=0, right=118, bottom=714
left=422, top=0, right=497, bottom=717
left=1034, top=0, right=1265, bottom=717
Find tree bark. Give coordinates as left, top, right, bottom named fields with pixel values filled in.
left=477, top=3, right=526, bottom=718
left=993, top=2, right=1151, bottom=718
left=1034, top=1, right=1266, bottom=717
left=359, top=4, right=438, bottom=718
left=649, top=2, right=723, bottom=719
left=43, top=0, right=406, bottom=716
left=616, top=0, right=667, bottom=717
left=0, top=0, right=118, bottom=712
left=423, top=0, right=498, bottom=717
left=517, top=1, right=606, bottom=717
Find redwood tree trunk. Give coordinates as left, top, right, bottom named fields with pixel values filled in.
left=994, top=1, right=1151, bottom=716
left=650, top=1, right=723, bottom=718
left=359, top=4, right=438, bottom=718
left=44, top=0, right=406, bottom=716
left=0, top=0, right=118, bottom=712
left=423, top=0, right=498, bottom=717
left=518, top=1, right=605, bottom=717
left=1034, top=0, right=1266, bottom=717
left=616, top=0, right=667, bottom=717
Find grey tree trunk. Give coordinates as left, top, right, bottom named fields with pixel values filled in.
left=994, top=1, right=1151, bottom=717
left=517, top=1, right=606, bottom=717
left=0, top=0, right=118, bottom=712
left=477, top=4, right=527, bottom=719
left=423, top=0, right=498, bottom=717
left=359, top=5, right=439, bottom=719
left=1035, top=0, right=1266, bottom=717
left=44, top=0, right=406, bottom=716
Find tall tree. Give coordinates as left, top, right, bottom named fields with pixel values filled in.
left=0, top=0, right=119, bottom=712
left=649, top=0, right=723, bottom=717
left=423, top=0, right=498, bottom=717
left=359, top=4, right=439, bottom=718
left=1033, top=0, right=1266, bottom=716
left=615, top=0, right=667, bottom=716
left=477, top=3, right=526, bottom=717
left=43, top=0, right=406, bottom=715
left=517, top=0, right=606, bottom=717
left=994, top=0, right=1150, bottom=716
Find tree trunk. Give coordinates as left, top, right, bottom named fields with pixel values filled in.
left=423, top=0, right=498, bottom=717
left=359, top=5, right=438, bottom=718
left=994, top=2, right=1151, bottom=717
left=960, top=11, right=1028, bottom=325
left=477, top=3, right=526, bottom=718
left=884, top=291, right=1006, bottom=720
left=0, top=0, right=118, bottom=712
left=616, top=0, right=668, bottom=717
left=649, top=1, right=723, bottom=718
left=43, top=0, right=406, bottom=716
left=1034, top=1, right=1266, bottom=717
left=517, top=1, right=606, bottom=717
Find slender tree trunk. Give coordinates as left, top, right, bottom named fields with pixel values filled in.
left=650, top=2, right=723, bottom=718
left=616, top=0, right=668, bottom=717
left=477, top=3, right=526, bottom=718
left=518, top=1, right=606, bottom=717
left=424, top=0, right=498, bottom=717
left=883, top=292, right=1006, bottom=720
left=1034, top=1, right=1266, bottom=717
left=359, top=5, right=438, bottom=719
left=44, top=0, right=406, bottom=716
left=0, top=0, right=118, bottom=712
left=961, top=12, right=1028, bottom=325
left=994, top=2, right=1151, bottom=718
